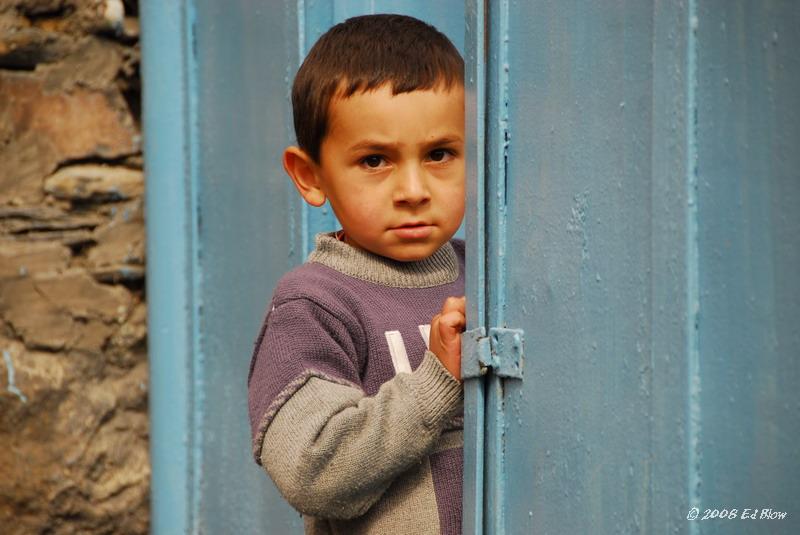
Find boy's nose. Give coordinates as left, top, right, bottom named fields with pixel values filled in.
left=392, top=164, right=431, bottom=206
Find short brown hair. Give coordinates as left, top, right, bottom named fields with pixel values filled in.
left=291, top=14, right=464, bottom=163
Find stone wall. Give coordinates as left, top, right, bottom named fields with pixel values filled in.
left=0, top=1, right=148, bottom=533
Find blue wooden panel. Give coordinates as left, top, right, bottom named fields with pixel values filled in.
left=191, top=1, right=306, bottom=533
left=300, top=0, right=339, bottom=256
left=481, top=0, right=800, bottom=533
left=694, top=2, right=800, bottom=533
left=491, top=1, right=678, bottom=532
left=650, top=2, right=695, bottom=532
left=143, top=0, right=306, bottom=532
left=329, top=0, right=464, bottom=53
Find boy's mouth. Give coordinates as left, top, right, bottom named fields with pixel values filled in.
left=390, top=222, right=434, bottom=239
left=393, top=221, right=430, bottom=228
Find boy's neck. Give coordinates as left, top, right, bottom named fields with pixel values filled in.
left=308, top=232, right=459, bottom=288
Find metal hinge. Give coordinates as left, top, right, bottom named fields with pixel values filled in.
left=462, top=327, right=524, bottom=379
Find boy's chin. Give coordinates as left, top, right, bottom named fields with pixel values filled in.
left=379, top=242, right=446, bottom=262
left=343, top=232, right=451, bottom=262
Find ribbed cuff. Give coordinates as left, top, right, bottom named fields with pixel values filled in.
left=410, top=350, right=464, bottom=429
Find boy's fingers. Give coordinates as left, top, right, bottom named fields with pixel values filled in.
left=438, top=309, right=466, bottom=326
left=437, top=310, right=466, bottom=335
left=430, top=298, right=466, bottom=347
left=441, top=296, right=466, bottom=313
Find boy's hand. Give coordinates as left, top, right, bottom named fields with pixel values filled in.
left=429, top=296, right=466, bottom=382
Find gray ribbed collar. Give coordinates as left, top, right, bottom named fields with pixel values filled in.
left=307, top=232, right=459, bottom=288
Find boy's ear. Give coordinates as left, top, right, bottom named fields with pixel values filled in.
left=283, top=146, right=326, bottom=207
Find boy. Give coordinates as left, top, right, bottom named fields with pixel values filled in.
left=247, top=14, right=466, bottom=534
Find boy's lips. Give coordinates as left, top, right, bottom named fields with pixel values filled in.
left=390, top=222, right=434, bottom=239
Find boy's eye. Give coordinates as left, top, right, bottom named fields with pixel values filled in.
left=429, top=149, right=453, bottom=162
left=361, top=155, right=386, bottom=169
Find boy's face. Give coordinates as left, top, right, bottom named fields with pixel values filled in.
left=306, top=84, right=465, bottom=262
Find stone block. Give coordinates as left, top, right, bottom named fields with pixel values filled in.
left=44, top=165, right=143, bottom=202
left=0, top=239, right=70, bottom=278
left=0, top=340, right=149, bottom=535
left=0, top=12, right=76, bottom=69
left=0, top=71, right=139, bottom=204
left=87, top=198, right=144, bottom=281
left=0, top=268, right=132, bottom=350
left=0, top=337, right=68, bottom=420
left=106, top=301, right=145, bottom=367
left=0, top=204, right=105, bottom=234
left=38, top=35, right=123, bottom=91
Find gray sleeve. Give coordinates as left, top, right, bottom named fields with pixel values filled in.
left=260, top=350, right=463, bottom=520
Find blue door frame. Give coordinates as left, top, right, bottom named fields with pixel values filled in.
left=143, top=1, right=799, bottom=533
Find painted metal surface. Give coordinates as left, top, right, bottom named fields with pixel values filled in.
left=487, top=328, right=524, bottom=379
left=462, top=327, right=489, bottom=378
left=299, top=0, right=340, bottom=257
left=650, top=2, right=696, bottom=531
left=143, top=0, right=305, bottom=532
left=481, top=1, right=512, bottom=532
left=463, top=0, right=487, bottom=532
left=693, top=2, right=799, bottom=532
left=500, top=2, right=663, bottom=528
left=141, top=2, right=195, bottom=532
left=475, top=0, right=800, bottom=533
left=461, top=328, right=524, bottom=378
left=190, top=1, right=307, bottom=532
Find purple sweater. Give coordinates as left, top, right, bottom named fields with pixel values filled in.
left=248, top=232, right=465, bottom=534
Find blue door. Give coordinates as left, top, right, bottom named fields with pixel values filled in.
left=143, top=1, right=799, bottom=533
left=465, top=1, right=800, bottom=534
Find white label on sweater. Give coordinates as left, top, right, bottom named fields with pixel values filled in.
left=418, top=324, right=431, bottom=349
left=384, top=331, right=413, bottom=375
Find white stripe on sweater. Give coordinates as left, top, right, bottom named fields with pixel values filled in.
left=418, top=324, right=431, bottom=349
left=384, top=331, right=413, bottom=375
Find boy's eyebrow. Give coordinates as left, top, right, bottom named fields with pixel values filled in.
left=424, top=135, right=464, bottom=147
left=347, top=135, right=464, bottom=153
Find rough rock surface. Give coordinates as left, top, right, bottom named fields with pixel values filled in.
left=0, top=72, right=139, bottom=204
left=0, top=1, right=148, bottom=533
left=45, top=164, right=144, bottom=202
